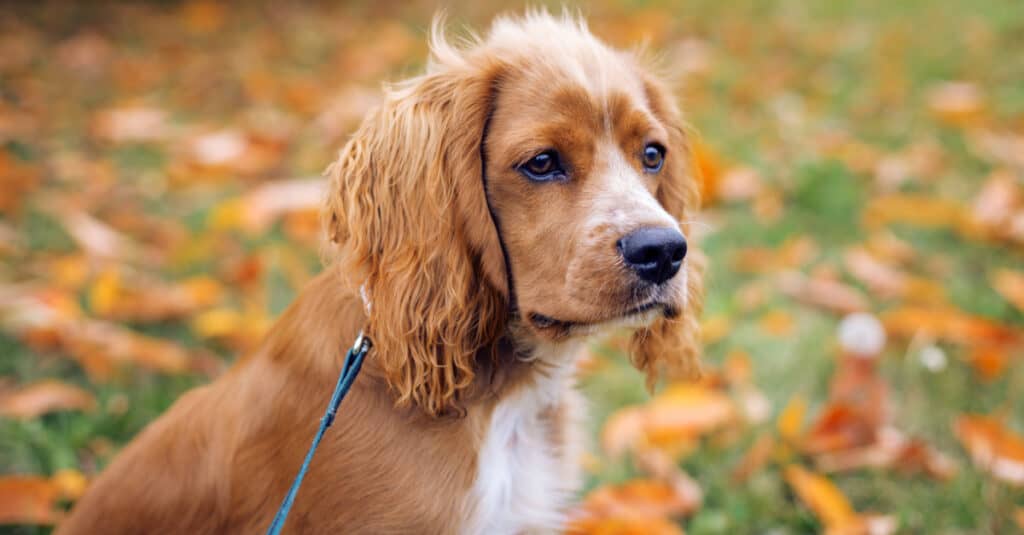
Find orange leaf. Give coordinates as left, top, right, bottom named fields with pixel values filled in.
left=955, top=414, right=1024, bottom=486
left=646, top=385, right=736, bottom=443
left=880, top=307, right=1020, bottom=346
left=575, top=479, right=699, bottom=521
left=0, top=476, right=62, bottom=525
left=567, top=515, right=684, bottom=535
left=690, top=137, right=722, bottom=205
left=0, top=380, right=96, bottom=420
left=991, top=269, right=1024, bottom=313
left=784, top=465, right=856, bottom=528
left=968, top=346, right=1010, bottom=381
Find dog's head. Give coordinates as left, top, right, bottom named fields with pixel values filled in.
left=325, top=12, right=704, bottom=416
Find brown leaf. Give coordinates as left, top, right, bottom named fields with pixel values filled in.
left=0, top=380, right=96, bottom=420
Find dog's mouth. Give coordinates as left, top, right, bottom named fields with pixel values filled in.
left=528, top=299, right=678, bottom=334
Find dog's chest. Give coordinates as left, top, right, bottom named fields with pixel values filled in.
left=463, top=350, right=584, bottom=535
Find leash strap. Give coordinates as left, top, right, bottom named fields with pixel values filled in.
left=266, top=332, right=372, bottom=535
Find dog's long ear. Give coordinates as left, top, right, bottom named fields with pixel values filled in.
left=324, top=32, right=507, bottom=417
left=629, top=74, right=705, bottom=390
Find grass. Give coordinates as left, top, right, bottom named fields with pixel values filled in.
left=2, top=0, right=1024, bottom=533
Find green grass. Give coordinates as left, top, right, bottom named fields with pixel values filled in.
left=2, top=0, right=1024, bottom=533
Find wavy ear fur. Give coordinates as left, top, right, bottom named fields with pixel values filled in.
left=324, top=33, right=507, bottom=417
left=629, top=75, right=706, bottom=389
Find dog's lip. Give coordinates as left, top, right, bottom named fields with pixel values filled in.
left=529, top=300, right=674, bottom=330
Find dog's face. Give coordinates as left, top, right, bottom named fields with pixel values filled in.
left=485, top=59, right=690, bottom=340
left=326, top=14, right=703, bottom=415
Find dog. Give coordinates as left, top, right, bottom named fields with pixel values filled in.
left=59, top=12, right=703, bottom=534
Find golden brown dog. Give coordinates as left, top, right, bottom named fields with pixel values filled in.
left=60, top=12, right=703, bottom=534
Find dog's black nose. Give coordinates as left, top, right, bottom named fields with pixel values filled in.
left=617, top=227, right=687, bottom=284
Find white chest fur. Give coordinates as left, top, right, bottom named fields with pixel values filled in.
left=462, top=341, right=586, bottom=535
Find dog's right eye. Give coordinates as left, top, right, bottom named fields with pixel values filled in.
left=517, top=150, right=565, bottom=181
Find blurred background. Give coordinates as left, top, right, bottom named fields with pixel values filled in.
left=2, top=1, right=1023, bottom=533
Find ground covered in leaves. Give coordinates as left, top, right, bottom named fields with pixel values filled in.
left=2, top=1, right=1024, bottom=533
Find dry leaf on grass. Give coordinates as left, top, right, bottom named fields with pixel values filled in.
left=778, top=271, right=869, bottom=314
left=1, top=286, right=196, bottom=379
left=785, top=465, right=895, bottom=535
left=843, top=246, right=943, bottom=303
left=926, top=81, right=986, bottom=127
left=568, top=479, right=698, bottom=535
left=0, top=469, right=87, bottom=526
left=0, top=380, right=96, bottom=419
left=209, top=178, right=324, bottom=234
left=880, top=307, right=1020, bottom=346
left=991, top=269, right=1024, bottom=313
left=861, top=194, right=977, bottom=236
left=955, top=414, right=1024, bottom=486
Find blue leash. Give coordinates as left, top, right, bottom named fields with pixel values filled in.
left=266, top=332, right=372, bottom=535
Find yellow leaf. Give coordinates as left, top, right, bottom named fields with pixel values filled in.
left=51, top=469, right=88, bottom=501
left=777, top=395, right=807, bottom=443
left=784, top=465, right=856, bottom=528
left=87, top=269, right=121, bottom=316
left=0, top=380, right=97, bottom=419
left=759, top=309, right=795, bottom=336
left=862, top=194, right=974, bottom=233
left=700, top=315, right=731, bottom=345
left=190, top=307, right=243, bottom=339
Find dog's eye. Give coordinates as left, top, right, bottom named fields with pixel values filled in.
left=642, top=144, right=665, bottom=173
left=518, top=150, right=565, bottom=181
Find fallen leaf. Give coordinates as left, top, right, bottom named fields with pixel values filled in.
left=955, top=414, right=1024, bottom=486
left=209, top=178, right=324, bottom=233
left=90, top=105, right=169, bottom=144
left=777, top=395, right=808, bottom=443
left=785, top=465, right=856, bottom=528
left=880, top=307, right=1020, bottom=346
left=0, top=476, right=62, bottom=525
left=733, top=237, right=818, bottom=274
left=926, top=81, right=986, bottom=127
left=0, top=380, right=96, bottom=419
left=843, top=247, right=944, bottom=303
left=731, top=433, right=775, bottom=482
left=861, top=194, right=977, bottom=236
left=690, top=137, right=723, bottom=204
left=573, top=479, right=699, bottom=522
left=700, top=315, right=731, bottom=345
left=778, top=271, right=869, bottom=314
left=758, top=309, right=795, bottom=335
left=991, top=269, right=1024, bottom=313
left=968, top=345, right=1010, bottom=381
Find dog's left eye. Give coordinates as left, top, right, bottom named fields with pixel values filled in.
left=518, top=150, right=565, bottom=181
left=642, top=143, right=665, bottom=173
